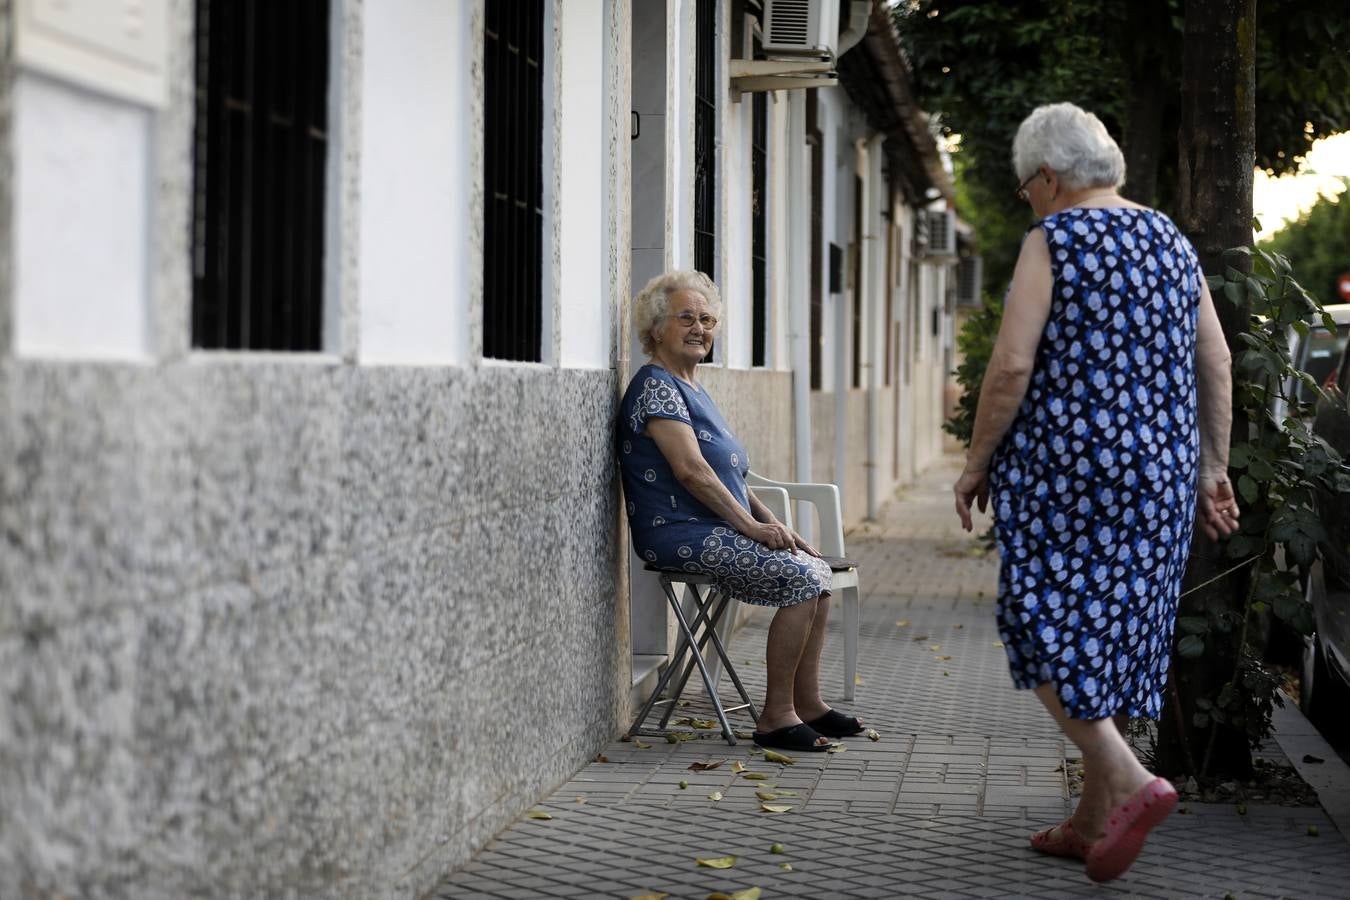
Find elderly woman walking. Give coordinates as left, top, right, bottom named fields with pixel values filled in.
left=953, top=103, right=1240, bottom=882
left=618, top=270, right=864, bottom=752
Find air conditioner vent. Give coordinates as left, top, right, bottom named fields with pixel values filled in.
left=762, top=0, right=838, bottom=57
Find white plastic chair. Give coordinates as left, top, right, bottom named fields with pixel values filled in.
left=705, top=472, right=861, bottom=701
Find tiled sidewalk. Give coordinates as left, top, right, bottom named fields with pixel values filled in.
left=434, top=461, right=1350, bottom=899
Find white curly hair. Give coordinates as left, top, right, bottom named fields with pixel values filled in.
left=1012, top=102, right=1125, bottom=191
left=632, top=270, right=724, bottom=357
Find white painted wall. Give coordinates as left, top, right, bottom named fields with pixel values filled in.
left=557, top=0, right=611, bottom=369
left=723, top=91, right=752, bottom=369
left=357, top=0, right=468, bottom=366
left=13, top=72, right=151, bottom=360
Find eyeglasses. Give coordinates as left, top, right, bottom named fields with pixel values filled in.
left=1015, top=169, right=1041, bottom=203
left=672, top=311, right=718, bottom=329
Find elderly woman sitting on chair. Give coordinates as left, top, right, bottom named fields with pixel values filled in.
left=617, top=270, right=863, bottom=752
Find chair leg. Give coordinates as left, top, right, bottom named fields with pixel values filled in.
left=664, top=583, right=738, bottom=745
left=627, top=579, right=699, bottom=739
left=658, top=587, right=750, bottom=729
left=843, top=584, right=859, bottom=702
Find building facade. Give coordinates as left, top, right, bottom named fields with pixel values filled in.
left=0, top=1, right=962, bottom=896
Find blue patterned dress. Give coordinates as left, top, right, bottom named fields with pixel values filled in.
left=988, top=208, right=1203, bottom=720
left=618, top=364, right=831, bottom=607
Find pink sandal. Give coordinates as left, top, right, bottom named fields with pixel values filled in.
left=1030, top=819, right=1094, bottom=860
left=1085, top=777, right=1178, bottom=882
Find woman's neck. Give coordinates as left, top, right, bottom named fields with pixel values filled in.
left=650, top=351, right=699, bottom=385
left=1048, top=185, right=1122, bottom=214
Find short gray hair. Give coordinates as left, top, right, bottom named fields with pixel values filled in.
left=632, top=270, right=723, bottom=357
left=1012, top=102, right=1125, bottom=191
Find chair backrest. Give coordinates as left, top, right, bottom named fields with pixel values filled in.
left=745, top=470, right=847, bottom=557
left=748, top=485, right=793, bottom=530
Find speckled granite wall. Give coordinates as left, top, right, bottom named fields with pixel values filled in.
left=0, top=360, right=621, bottom=898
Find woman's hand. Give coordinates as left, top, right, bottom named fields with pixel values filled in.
left=954, top=467, right=989, bottom=532
left=1197, top=472, right=1240, bottom=541
left=750, top=520, right=795, bottom=550
left=790, top=530, right=822, bottom=558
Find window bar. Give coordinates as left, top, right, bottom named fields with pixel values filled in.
left=751, top=90, right=767, bottom=367
left=693, top=0, right=716, bottom=281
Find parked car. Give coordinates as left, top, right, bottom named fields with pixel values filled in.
left=1301, top=332, right=1350, bottom=729
left=1272, top=303, right=1350, bottom=426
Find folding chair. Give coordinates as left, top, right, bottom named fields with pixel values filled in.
left=626, top=568, right=760, bottom=745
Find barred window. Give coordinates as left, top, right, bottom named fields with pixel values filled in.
left=693, top=0, right=717, bottom=281
left=192, top=0, right=331, bottom=351
left=483, top=0, right=545, bottom=362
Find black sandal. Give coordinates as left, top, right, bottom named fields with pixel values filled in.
left=805, top=709, right=865, bottom=738
left=752, top=722, right=832, bottom=752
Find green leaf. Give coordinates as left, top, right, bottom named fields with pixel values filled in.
left=1288, top=533, right=1317, bottom=566
left=1178, top=634, right=1206, bottom=659
left=1193, top=711, right=1211, bottom=729
left=1229, top=444, right=1251, bottom=468
left=1206, top=274, right=1226, bottom=291
left=1291, top=319, right=1310, bottom=339
left=1178, top=616, right=1210, bottom=635
left=1248, top=457, right=1276, bottom=481
left=1224, top=281, right=1245, bottom=305
left=1238, top=475, right=1260, bottom=504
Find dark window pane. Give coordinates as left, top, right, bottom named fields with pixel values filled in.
left=191, top=0, right=330, bottom=351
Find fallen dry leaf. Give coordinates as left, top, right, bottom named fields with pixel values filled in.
left=755, top=790, right=778, bottom=801
left=634, top=739, right=651, bottom=750
left=742, top=773, right=771, bottom=781
left=780, top=862, right=793, bottom=871
left=938, top=655, right=952, bottom=661
left=708, top=890, right=760, bottom=900
left=770, top=842, right=785, bottom=854
left=667, top=732, right=698, bottom=743
left=731, top=760, right=746, bottom=773
left=762, top=749, right=796, bottom=765
left=953, top=623, right=964, bottom=629
left=708, top=790, right=723, bottom=802
left=912, top=634, right=930, bottom=642
left=595, top=754, right=610, bottom=763
left=695, top=855, right=736, bottom=869
left=689, top=760, right=725, bottom=771
left=854, top=674, right=865, bottom=686
left=575, top=796, right=587, bottom=804
left=826, top=743, right=847, bottom=753
left=760, top=803, right=794, bottom=813
left=865, top=728, right=881, bottom=742
left=992, top=641, right=1004, bottom=648
left=928, top=644, right=941, bottom=652
left=896, top=620, right=910, bottom=627
left=526, top=811, right=553, bottom=820
left=691, top=719, right=720, bottom=730
left=734, top=730, right=755, bottom=740
left=775, top=788, right=799, bottom=797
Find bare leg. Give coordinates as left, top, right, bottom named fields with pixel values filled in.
left=792, top=594, right=857, bottom=723
left=756, top=598, right=828, bottom=747
left=1034, top=684, right=1154, bottom=840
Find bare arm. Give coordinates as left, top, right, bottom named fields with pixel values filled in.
left=646, top=417, right=795, bottom=550
left=954, top=228, right=1053, bottom=530
left=966, top=228, right=1055, bottom=473
left=1193, top=279, right=1240, bottom=540
left=1194, top=280, right=1233, bottom=478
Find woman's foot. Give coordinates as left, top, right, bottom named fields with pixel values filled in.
left=804, top=708, right=865, bottom=738
left=1029, top=819, right=1093, bottom=860
left=752, top=722, right=832, bottom=752
left=1085, top=777, right=1178, bottom=882
left=755, top=711, right=831, bottom=749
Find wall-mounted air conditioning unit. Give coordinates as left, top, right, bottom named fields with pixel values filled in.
left=921, top=209, right=958, bottom=260
left=762, top=0, right=840, bottom=58
left=956, top=255, right=983, bottom=306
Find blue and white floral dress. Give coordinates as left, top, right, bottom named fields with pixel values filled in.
left=618, top=364, right=831, bottom=607
left=989, top=208, right=1203, bottom=720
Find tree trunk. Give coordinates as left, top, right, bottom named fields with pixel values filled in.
left=1158, top=0, right=1257, bottom=781
left=1121, top=72, right=1164, bottom=206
